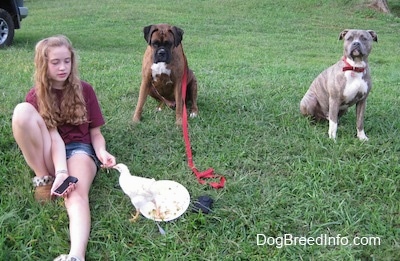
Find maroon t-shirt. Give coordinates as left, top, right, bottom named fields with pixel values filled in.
left=25, top=81, right=105, bottom=145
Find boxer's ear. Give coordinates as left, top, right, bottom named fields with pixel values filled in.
left=143, top=25, right=156, bottom=45
left=368, top=30, right=378, bottom=42
left=339, top=29, right=350, bottom=40
left=171, top=26, right=184, bottom=47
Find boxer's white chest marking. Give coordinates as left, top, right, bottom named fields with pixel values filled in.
left=342, top=71, right=368, bottom=104
left=151, top=62, right=171, bottom=81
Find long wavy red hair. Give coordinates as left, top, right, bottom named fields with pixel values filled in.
left=34, top=35, right=87, bottom=128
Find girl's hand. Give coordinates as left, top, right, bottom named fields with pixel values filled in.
left=51, top=173, right=76, bottom=198
left=98, top=150, right=116, bottom=168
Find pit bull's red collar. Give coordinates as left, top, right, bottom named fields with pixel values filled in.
left=342, top=57, right=365, bottom=72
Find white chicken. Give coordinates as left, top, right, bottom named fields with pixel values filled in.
left=113, top=163, right=158, bottom=222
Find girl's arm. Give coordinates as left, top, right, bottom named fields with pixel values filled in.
left=90, top=126, right=116, bottom=168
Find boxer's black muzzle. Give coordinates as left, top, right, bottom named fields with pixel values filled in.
left=153, top=46, right=171, bottom=64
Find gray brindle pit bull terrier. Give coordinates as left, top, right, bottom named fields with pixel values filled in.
left=300, top=29, right=378, bottom=141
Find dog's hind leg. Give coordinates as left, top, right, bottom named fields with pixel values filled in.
left=300, top=90, right=327, bottom=121
left=300, top=91, right=315, bottom=115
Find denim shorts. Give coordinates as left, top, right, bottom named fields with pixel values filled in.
left=66, top=142, right=101, bottom=170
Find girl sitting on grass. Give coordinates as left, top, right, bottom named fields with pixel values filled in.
left=12, top=35, right=116, bottom=261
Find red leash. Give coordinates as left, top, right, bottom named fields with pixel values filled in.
left=181, top=60, right=226, bottom=189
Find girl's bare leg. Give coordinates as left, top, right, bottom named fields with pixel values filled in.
left=65, top=154, right=97, bottom=261
left=12, top=102, right=54, bottom=176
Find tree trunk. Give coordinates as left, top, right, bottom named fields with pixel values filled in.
left=368, top=0, right=390, bottom=13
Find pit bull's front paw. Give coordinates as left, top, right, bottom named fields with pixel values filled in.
left=357, top=130, right=369, bottom=141
left=328, top=120, right=338, bottom=140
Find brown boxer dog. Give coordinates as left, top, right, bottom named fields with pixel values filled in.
left=132, top=24, right=198, bottom=125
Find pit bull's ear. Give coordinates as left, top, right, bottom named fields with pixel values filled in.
left=171, top=26, right=184, bottom=47
left=143, top=25, right=157, bottom=45
left=338, top=29, right=350, bottom=40
left=368, top=30, right=378, bottom=42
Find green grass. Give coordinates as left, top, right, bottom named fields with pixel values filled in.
left=1, top=0, right=400, bottom=260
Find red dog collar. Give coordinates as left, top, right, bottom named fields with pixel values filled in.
left=342, top=57, right=365, bottom=72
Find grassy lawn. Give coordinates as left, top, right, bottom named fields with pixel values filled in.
left=1, top=0, right=399, bottom=260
